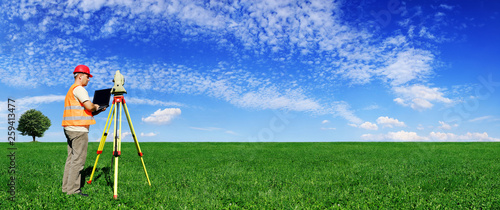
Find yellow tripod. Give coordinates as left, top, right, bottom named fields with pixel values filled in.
left=87, top=95, right=151, bottom=199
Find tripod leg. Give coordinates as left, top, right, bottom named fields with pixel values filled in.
left=112, top=101, right=119, bottom=158
left=113, top=101, right=124, bottom=199
left=87, top=103, right=115, bottom=184
left=98, top=103, right=115, bottom=152
left=112, top=101, right=120, bottom=199
left=118, top=101, right=123, bottom=156
left=113, top=155, right=119, bottom=199
left=123, top=103, right=152, bottom=186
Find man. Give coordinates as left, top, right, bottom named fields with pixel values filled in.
left=61, top=65, right=105, bottom=197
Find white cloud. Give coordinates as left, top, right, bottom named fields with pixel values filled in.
left=141, top=132, right=157, bottom=137
left=0, top=0, right=450, bottom=125
left=419, top=26, right=437, bottom=40
left=142, top=108, right=181, bottom=125
left=439, top=4, right=454, bottom=10
left=438, top=121, right=457, bottom=130
left=469, top=116, right=496, bottom=123
left=233, top=88, right=321, bottom=112
left=429, top=132, right=500, bottom=141
left=1, top=0, right=435, bottom=90
left=190, top=127, right=221, bottom=131
left=100, top=17, right=118, bottom=37
left=360, top=133, right=383, bottom=141
left=0, top=101, right=7, bottom=114
left=359, top=122, right=378, bottom=130
left=393, top=85, right=453, bottom=110
left=190, top=127, right=239, bottom=136
left=322, top=120, right=329, bottom=124
left=363, top=104, right=380, bottom=110
left=79, top=0, right=108, bottom=12
left=224, top=130, right=239, bottom=136
left=376, top=116, right=406, bottom=128
left=348, top=123, right=358, bottom=128
left=379, top=49, right=434, bottom=86
left=393, top=98, right=406, bottom=106
left=362, top=131, right=500, bottom=142
left=387, top=131, right=428, bottom=141
left=411, top=98, right=434, bottom=110
left=17, top=95, right=65, bottom=105
left=121, top=62, right=338, bottom=117
left=362, top=130, right=428, bottom=141
left=321, top=127, right=336, bottom=130
left=127, top=97, right=185, bottom=107
left=330, top=101, right=363, bottom=124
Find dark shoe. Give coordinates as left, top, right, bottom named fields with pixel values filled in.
left=78, top=192, right=89, bottom=197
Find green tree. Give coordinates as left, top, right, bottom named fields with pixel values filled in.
left=17, top=109, right=51, bottom=142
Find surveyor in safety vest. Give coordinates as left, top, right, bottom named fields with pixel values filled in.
left=61, top=65, right=106, bottom=197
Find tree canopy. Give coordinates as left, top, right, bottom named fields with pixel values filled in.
left=17, top=109, right=51, bottom=142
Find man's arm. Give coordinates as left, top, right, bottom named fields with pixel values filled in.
left=73, top=86, right=100, bottom=112
left=82, top=101, right=99, bottom=112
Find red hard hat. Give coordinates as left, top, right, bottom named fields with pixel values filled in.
left=73, top=65, right=93, bottom=78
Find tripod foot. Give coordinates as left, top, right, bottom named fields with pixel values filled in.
left=114, top=195, right=118, bottom=199
left=87, top=180, right=92, bottom=184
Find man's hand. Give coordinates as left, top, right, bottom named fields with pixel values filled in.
left=82, top=101, right=99, bottom=112
left=93, top=104, right=106, bottom=116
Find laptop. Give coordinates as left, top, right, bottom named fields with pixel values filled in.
left=92, top=88, right=112, bottom=115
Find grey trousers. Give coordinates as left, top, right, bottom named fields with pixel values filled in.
left=62, top=130, right=89, bottom=195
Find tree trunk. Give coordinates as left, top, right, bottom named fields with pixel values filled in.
left=32, top=136, right=36, bottom=142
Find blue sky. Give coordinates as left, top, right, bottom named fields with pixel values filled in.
left=1, top=0, right=499, bottom=142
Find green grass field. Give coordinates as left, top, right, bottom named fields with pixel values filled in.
left=1, top=142, right=500, bottom=209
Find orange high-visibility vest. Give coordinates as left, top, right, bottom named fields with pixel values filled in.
left=62, top=84, right=96, bottom=127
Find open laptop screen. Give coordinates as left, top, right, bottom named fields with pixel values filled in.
left=92, top=88, right=112, bottom=115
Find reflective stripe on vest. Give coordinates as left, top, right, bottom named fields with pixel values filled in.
left=63, top=116, right=95, bottom=121
left=64, top=106, right=85, bottom=110
left=62, top=84, right=96, bottom=126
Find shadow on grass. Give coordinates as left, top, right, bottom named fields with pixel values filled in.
left=82, top=166, right=113, bottom=188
